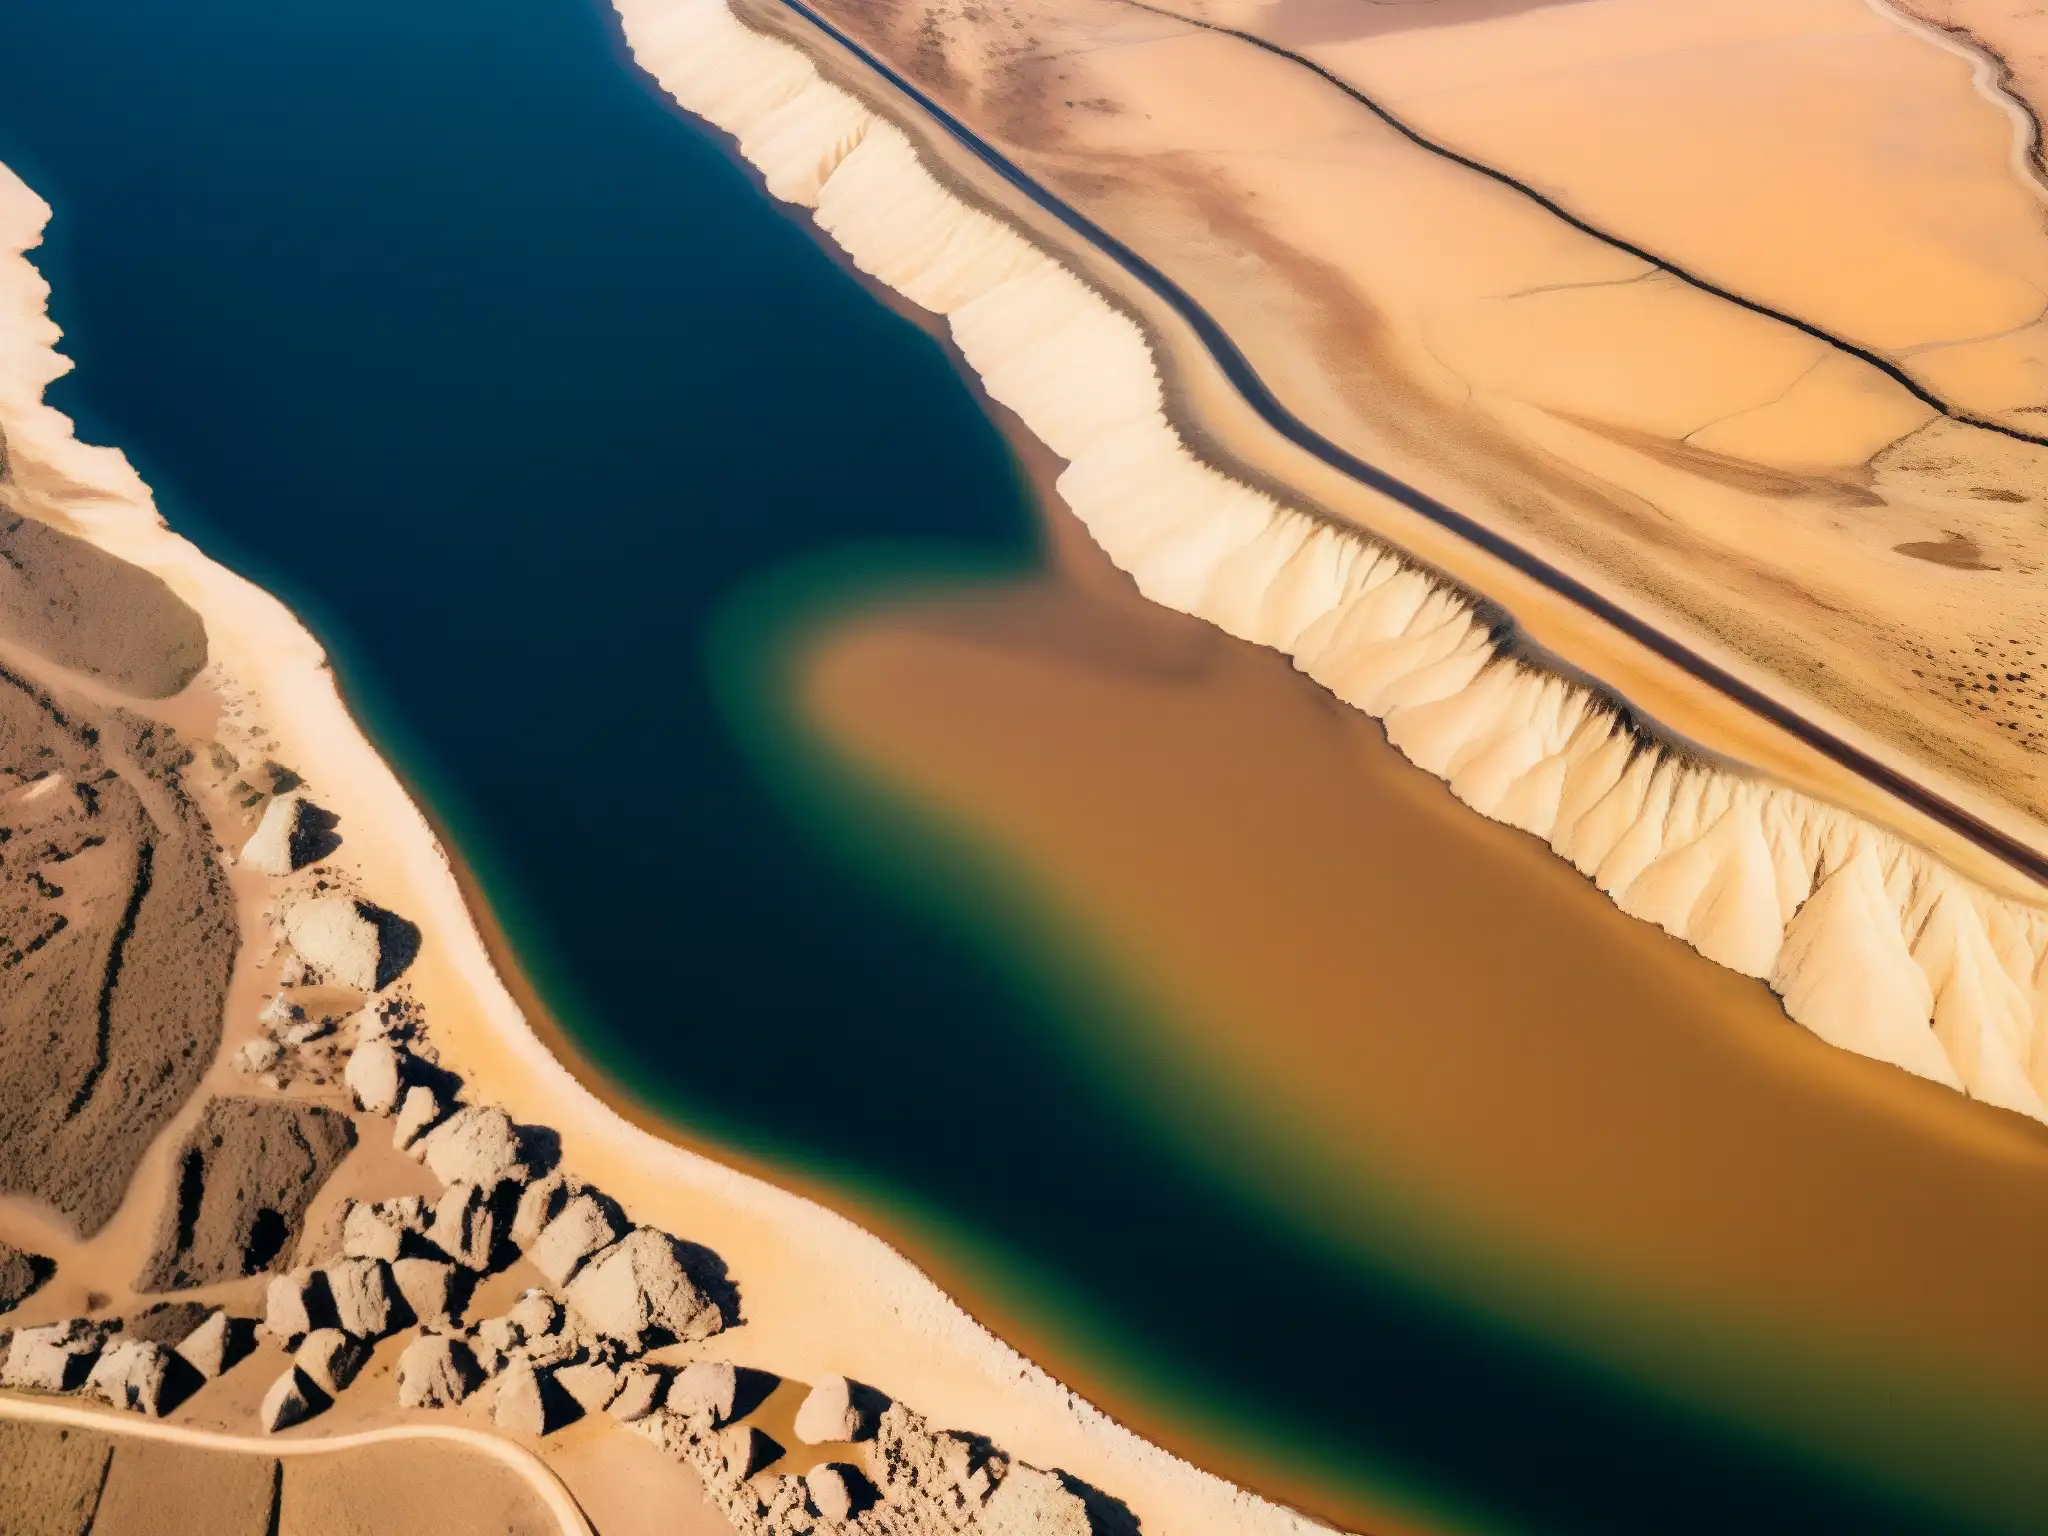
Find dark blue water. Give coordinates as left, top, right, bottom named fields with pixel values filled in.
left=0, top=2, right=2016, bottom=1532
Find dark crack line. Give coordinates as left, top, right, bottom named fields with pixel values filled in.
left=65, top=837, right=152, bottom=1121
left=79, top=1443, right=115, bottom=1535
left=1117, top=0, right=2048, bottom=451
left=760, top=0, right=2048, bottom=886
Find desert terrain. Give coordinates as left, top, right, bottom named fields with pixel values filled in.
left=776, top=0, right=2048, bottom=840
left=14, top=0, right=2048, bottom=1534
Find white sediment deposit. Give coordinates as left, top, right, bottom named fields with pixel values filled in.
left=610, top=0, right=2048, bottom=1120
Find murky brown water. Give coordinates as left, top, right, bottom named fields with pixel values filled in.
left=796, top=467, right=2048, bottom=1499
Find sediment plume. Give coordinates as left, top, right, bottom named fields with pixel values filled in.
left=611, top=0, right=2048, bottom=1120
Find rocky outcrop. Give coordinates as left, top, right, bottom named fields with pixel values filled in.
left=430, top=1180, right=502, bottom=1271
left=419, top=1104, right=528, bottom=1190
left=260, top=1365, right=323, bottom=1432
left=512, top=1171, right=568, bottom=1248
left=566, top=1227, right=721, bottom=1346
left=321, top=1255, right=399, bottom=1338
left=557, top=1359, right=622, bottom=1414
left=396, top=1332, right=481, bottom=1408
left=795, top=1375, right=882, bottom=1444
left=529, top=1191, right=625, bottom=1287
left=174, top=1310, right=251, bottom=1379
left=297, top=1328, right=369, bottom=1394
left=392, top=1084, right=447, bottom=1155
left=670, top=1359, right=739, bottom=1426
left=807, top=1464, right=871, bottom=1524
left=719, top=1425, right=784, bottom=1481
left=84, top=1338, right=177, bottom=1415
left=609, top=1361, right=668, bottom=1422
left=345, top=1036, right=406, bottom=1115
left=3, top=1320, right=107, bottom=1393
left=342, top=1195, right=426, bottom=1262
left=263, top=1267, right=331, bottom=1345
left=239, top=792, right=339, bottom=876
left=391, top=1255, right=460, bottom=1325
left=979, top=1468, right=1095, bottom=1536
left=283, top=894, right=417, bottom=992
left=492, top=1355, right=551, bottom=1436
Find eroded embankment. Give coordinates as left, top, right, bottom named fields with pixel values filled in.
left=610, top=0, right=2048, bottom=1124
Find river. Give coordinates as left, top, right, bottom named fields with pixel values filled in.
left=4, top=0, right=2048, bottom=1532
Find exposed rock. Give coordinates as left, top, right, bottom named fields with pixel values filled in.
left=175, top=1310, right=252, bottom=1379
left=493, top=1356, right=551, bottom=1436
left=393, top=1084, right=446, bottom=1155
left=297, top=1328, right=369, bottom=1394
left=430, top=1180, right=501, bottom=1271
left=240, top=793, right=338, bottom=876
left=1, top=1319, right=104, bottom=1391
left=278, top=1009, right=334, bottom=1048
left=420, top=1104, right=528, bottom=1191
left=807, top=1464, right=871, bottom=1523
left=763, top=1476, right=813, bottom=1531
left=341, top=1197, right=424, bottom=1262
left=137, top=1097, right=356, bottom=1291
left=0, top=1238, right=51, bottom=1314
left=716, top=1425, right=782, bottom=1482
left=344, top=1037, right=406, bottom=1115
left=506, top=1289, right=562, bottom=1339
left=608, top=1361, right=668, bottom=1422
left=321, top=1256, right=398, bottom=1338
left=391, top=1256, right=461, bottom=1325
left=795, top=1375, right=882, bottom=1444
left=529, top=1192, right=624, bottom=1287
left=232, top=1037, right=283, bottom=1075
left=511, top=1171, right=567, bottom=1249
left=981, top=1466, right=1093, bottom=1536
left=556, top=1359, right=621, bottom=1414
left=869, top=1405, right=1002, bottom=1527
left=260, top=1365, right=324, bottom=1432
left=475, top=1314, right=522, bottom=1360
left=669, top=1359, right=739, bottom=1427
left=283, top=894, right=418, bottom=992
left=263, top=1268, right=331, bottom=1345
left=85, top=1338, right=176, bottom=1415
left=566, top=1227, right=720, bottom=1347
left=396, top=1332, right=481, bottom=1408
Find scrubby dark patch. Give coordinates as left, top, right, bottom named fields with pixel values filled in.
left=0, top=677, right=238, bottom=1235
left=0, top=510, right=207, bottom=699
left=136, top=1097, right=356, bottom=1292
left=0, top=1237, right=54, bottom=1314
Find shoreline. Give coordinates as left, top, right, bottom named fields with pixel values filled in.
left=0, top=160, right=1348, bottom=1536
left=619, top=0, right=2048, bottom=1125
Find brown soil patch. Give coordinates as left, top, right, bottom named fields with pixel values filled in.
left=138, top=1096, right=357, bottom=1292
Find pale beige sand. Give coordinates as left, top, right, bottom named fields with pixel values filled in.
left=792, top=0, right=2048, bottom=850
